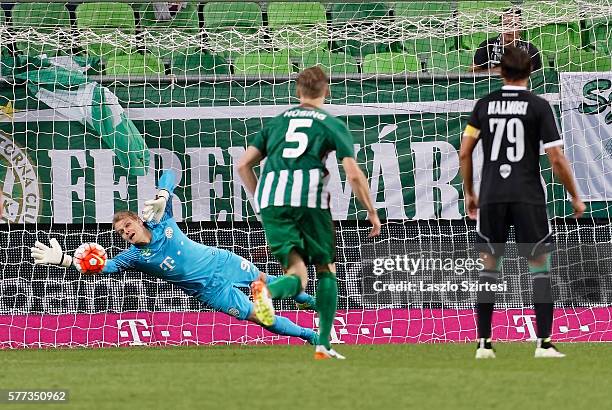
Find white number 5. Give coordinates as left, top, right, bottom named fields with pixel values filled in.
left=282, top=119, right=312, bottom=158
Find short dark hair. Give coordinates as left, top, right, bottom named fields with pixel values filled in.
left=500, top=46, right=532, bottom=81
left=296, top=66, right=329, bottom=99
left=502, top=6, right=521, bottom=18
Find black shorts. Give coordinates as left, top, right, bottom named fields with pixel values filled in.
left=475, top=203, right=553, bottom=259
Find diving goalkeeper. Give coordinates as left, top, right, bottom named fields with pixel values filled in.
left=30, top=170, right=319, bottom=345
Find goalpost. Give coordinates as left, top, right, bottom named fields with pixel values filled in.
left=0, top=0, right=611, bottom=347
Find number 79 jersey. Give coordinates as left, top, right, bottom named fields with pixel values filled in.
left=465, top=86, right=563, bottom=206
left=249, top=106, right=355, bottom=210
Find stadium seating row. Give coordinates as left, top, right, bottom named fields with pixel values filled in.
left=1, top=1, right=611, bottom=75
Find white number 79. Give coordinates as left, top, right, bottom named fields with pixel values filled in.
left=489, top=118, right=525, bottom=162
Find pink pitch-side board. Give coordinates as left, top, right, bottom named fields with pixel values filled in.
left=1, top=308, right=611, bottom=348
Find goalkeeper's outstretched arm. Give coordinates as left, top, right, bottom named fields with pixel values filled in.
left=142, top=169, right=177, bottom=223
left=30, top=238, right=73, bottom=268
left=31, top=170, right=176, bottom=273
left=31, top=239, right=134, bottom=274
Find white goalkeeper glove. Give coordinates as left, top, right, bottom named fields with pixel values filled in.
left=30, top=238, right=73, bottom=268
left=142, top=189, right=169, bottom=223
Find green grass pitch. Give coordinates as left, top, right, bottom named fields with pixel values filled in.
left=1, top=343, right=611, bottom=409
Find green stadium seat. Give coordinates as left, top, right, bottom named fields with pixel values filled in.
left=408, top=37, right=455, bottom=55
left=171, top=53, right=230, bottom=75
left=203, top=2, right=262, bottom=59
left=554, top=49, right=612, bottom=72
left=329, top=3, right=389, bottom=57
left=233, top=52, right=293, bottom=76
left=361, top=52, right=420, bottom=74
left=104, top=53, right=165, bottom=76
left=137, top=2, right=200, bottom=60
left=523, top=0, right=581, bottom=55
left=394, top=2, right=456, bottom=54
left=76, top=3, right=136, bottom=58
left=267, top=2, right=328, bottom=56
left=12, top=3, right=71, bottom=57
left=457, top=1, right=513, bottom=50
left=394, top=2, right=455, bottom=20
left=298, top=51, right=359, bottom=75
left=426, top=50, right=474, bottom=73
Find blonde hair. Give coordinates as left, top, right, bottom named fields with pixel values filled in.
left=112, top=210, right=140, bottom=229
left=296, top=66, right=329, bottom=99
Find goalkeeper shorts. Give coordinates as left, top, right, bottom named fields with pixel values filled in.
left=260, top=206, right=335, bottom=268
left=214, top=250, right=261, bottom=287
left=200, top=251, right=263, bottom=320
left=206, top=284, right=254, bottom=321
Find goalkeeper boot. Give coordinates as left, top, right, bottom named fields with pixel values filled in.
left=314, top=345, right=346, bottom=360
left=251, top=279, right=275, bottom=327
left=535, top=338, right=565, bottom=358
left=475, top=338, right=496, bottom=359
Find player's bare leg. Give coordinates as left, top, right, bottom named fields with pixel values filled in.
left=529, top=253, right=565, bottom=358
left=475, top=252, right=499, bottom=359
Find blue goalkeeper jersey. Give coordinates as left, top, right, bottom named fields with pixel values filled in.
left=102, top=170, right=231, bottom=301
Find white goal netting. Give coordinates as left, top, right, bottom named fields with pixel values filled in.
left=0, top=0, right=611, bottom=347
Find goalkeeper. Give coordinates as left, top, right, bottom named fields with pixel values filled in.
left=31, top=170, right=319, bottom=345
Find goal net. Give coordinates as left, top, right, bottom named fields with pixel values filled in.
left=0, top=0, right=611, bottom=348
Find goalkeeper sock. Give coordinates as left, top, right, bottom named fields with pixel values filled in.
left=268, top=275, right=314, bottom=306
left=532, top=272, right=554, bottom=338
left=476, top=270, right=499, bottom=339
left=294, top=291, right=315, bottom=307
left=266, top=315, right=317, bottom=345
left=267, top=274, right=302, bottom=300
left=315, top=271, right=337, bottom=349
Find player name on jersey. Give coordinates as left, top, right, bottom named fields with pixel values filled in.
left=283, top=109, right=327, bottom=120
left=487, top=100, right=529, bottom=116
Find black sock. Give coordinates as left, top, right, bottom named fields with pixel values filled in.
left=533, top=273, right=554, bottom=339
left=476, top=270, right=499, bottom=339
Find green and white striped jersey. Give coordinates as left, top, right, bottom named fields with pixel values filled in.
left=250, top=106, right=354, bottom=210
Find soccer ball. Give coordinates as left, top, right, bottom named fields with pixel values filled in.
left=74, top=243, right=107, bottom=274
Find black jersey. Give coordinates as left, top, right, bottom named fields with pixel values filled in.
left=466, top=86, right=563, bottom=206
left=473, top=36, right=542, bottom=71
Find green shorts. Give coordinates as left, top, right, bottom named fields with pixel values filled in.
left=260, top=206, right=335, bottom=268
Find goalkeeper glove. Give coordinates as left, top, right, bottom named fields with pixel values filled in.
left=30, top=238, right=73, bottom=268
left=142, top=189, right=169, bottom=223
